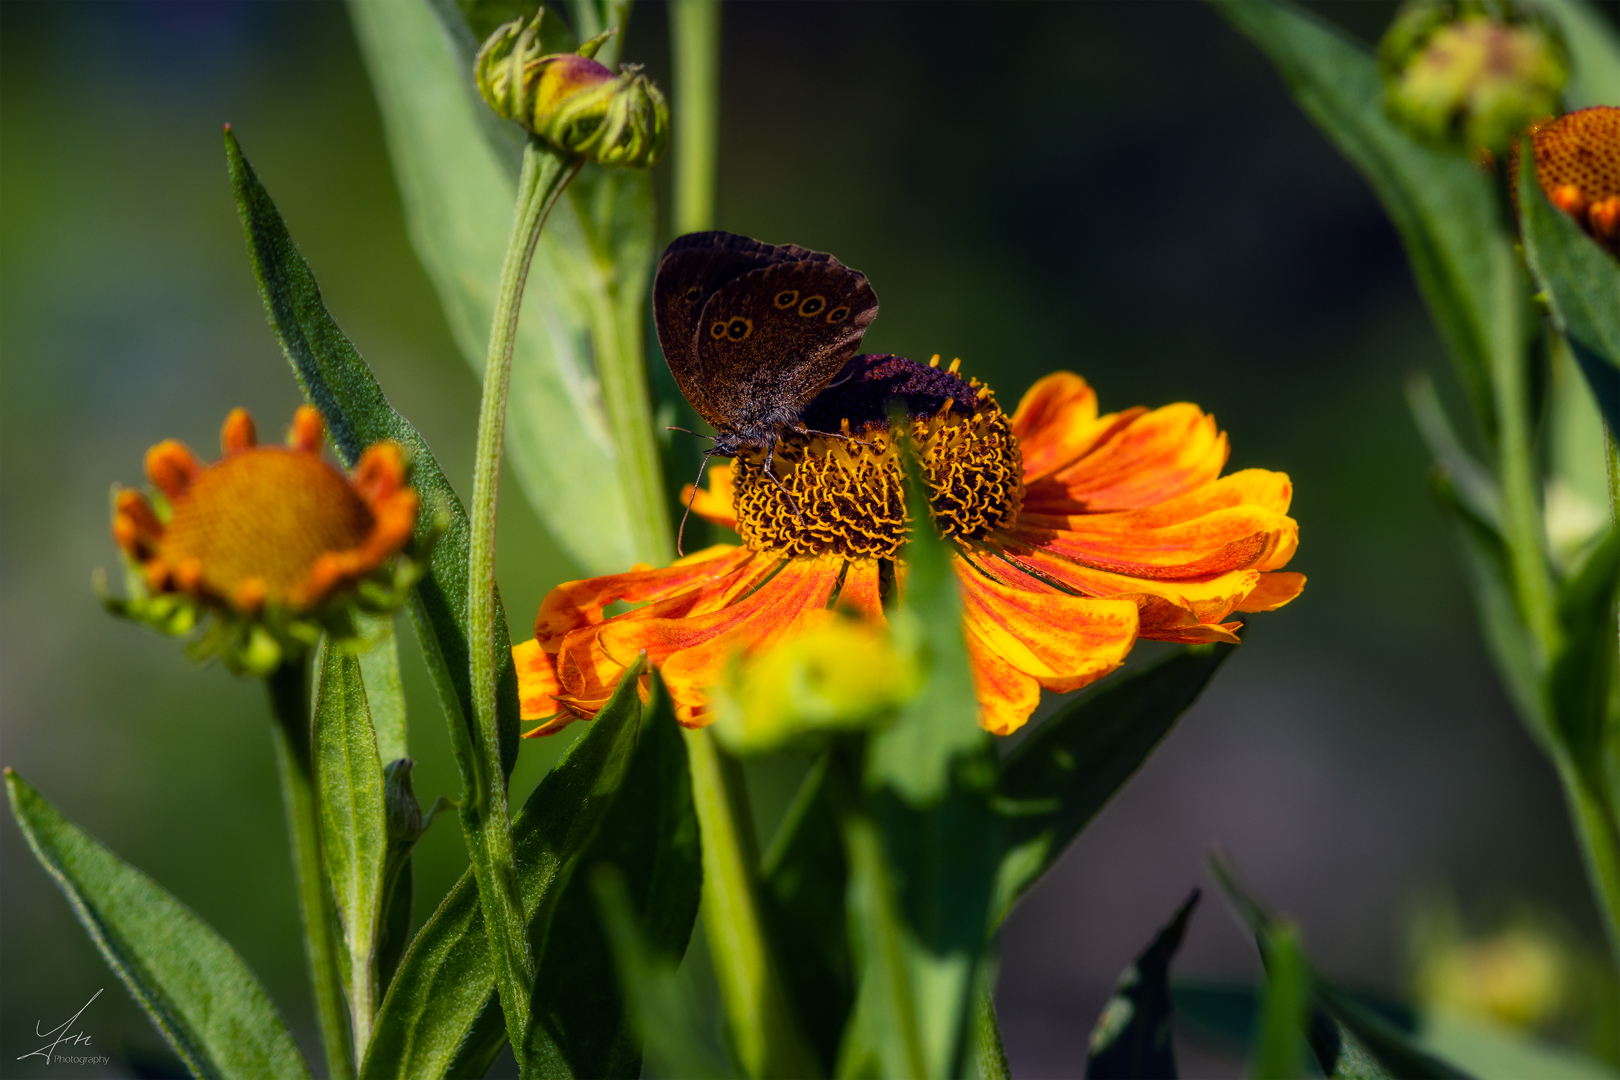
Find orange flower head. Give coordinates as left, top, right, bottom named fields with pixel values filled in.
left=1530, top=107, right=1620, bottom=254
left=515, top=356, right=1304, bottom=737
left=107, top=405, right=422, bottom=674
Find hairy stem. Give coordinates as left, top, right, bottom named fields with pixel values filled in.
left=466, top=136, right=580, bottom=1072
left=671, top=0, right=721, bottom=235
left=268, top=658, right=355, bottom=1080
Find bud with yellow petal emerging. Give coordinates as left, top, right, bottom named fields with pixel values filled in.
left=475, top=12, right=668, bottom=168
left=1380, top=0, right=1567, bottom=157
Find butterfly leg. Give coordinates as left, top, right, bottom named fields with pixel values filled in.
left=761, top=435, right=808, bottom=526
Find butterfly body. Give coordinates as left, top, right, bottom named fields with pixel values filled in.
left=653, top=231, right=880, bottom=466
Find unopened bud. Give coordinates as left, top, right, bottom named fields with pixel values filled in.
left=475, top=13, right=668, bottom=168
left=1380, top=0, right=1567, bottom=156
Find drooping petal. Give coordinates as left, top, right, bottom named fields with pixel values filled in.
left=954, top=557, right=1137, bottom=696
left=963, top=623, right=1042, bottom=736
left=1047, top=403, right=1228, bottom=511
left=834, top=557, right=887, bottom=623
left=1234, top=571, right=1306, bottom=612
left=514, top=639, right=562, bottom=723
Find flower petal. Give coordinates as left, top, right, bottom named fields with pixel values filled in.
left=683, top=463, right=738, bottom=529
left=533, top=544, right=756, bottom=647
left=954, top=557, right=1137, bottom=695
left=514, top=638, right=562, bottom=721
left=1234, top=571, right=1306, bottom=612
left=963, top=625, right=1042, bottom=735
left=1011, top=373, right=1144, bottom=482
left=1048, top=403, right=1228, bottom=511
left=1016, top=504, right=1297, bottom=579
left=834, top=557, right=887, bottom=623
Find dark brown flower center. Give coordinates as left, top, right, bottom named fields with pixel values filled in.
left=730, top=355, right=1024, bottom=560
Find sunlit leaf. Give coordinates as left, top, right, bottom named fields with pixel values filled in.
left=347, top=0, right=646, bottom=574
left=1248, top=920, right=1311, bottom=1080
left=225, top=129, right=521, bottom=783
left=313, top=642, right=389, bottom=1053
left=1084, top=890, right=1199, bottom=1079
left=6, top=770, right=311, bottom=1080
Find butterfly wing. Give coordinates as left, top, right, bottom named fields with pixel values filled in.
left=689, top=251, right=878, bottom=440
left=654, top=232, right=805, bottom=429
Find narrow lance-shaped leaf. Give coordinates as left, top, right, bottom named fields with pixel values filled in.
left=225, top=129, right=519, bottom=782
left=1247, top=921, right=1311, bottom=1080
left=313, top=640, right=389, bottom=1055
left=363, top=666, right=676, bottom=1080
left=1084, top=890, right=1200, bottom=1080
left=6, top=769, right=311, bottom=1080
left=1518, top=141, right=1620, bottom=433
left=1212, top=0, right=1518, bottom=435
left=356, top=613, right=408, bottom=766
left=346, top=0, right=642, bottom=575
left=993, top=644, right=1234, bottom=925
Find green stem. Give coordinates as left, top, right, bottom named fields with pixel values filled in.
left=1487, top=248, right=1557, bottom=657
left=1555, top=752, right=1620, bottom=972
left=268, top=659, right=355, bottom=1080
left=589, top=289, right=674, bottom=565
left=467, top=136, right=580, bottom=1072
left=973, top=971, right=1011, bottom=1080
left=684, top=729, right=816, bottom=1078
left=671, top=0, right=721, bottom=234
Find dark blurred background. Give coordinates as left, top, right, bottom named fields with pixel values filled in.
left=0, top=2, right=1606, bottom=1076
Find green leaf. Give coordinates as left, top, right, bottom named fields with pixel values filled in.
left=346, top=0, right=645, bottom=574
left=1174, top=981, right=1400, bottom=1080
left=759, top=757, right=855, bottom=1075
left=6, top=770, right=311, bottom=1080
left=1428, top=471, right=1549, bottom=743
left=1213, top=0, right=1519, bottom=434
left=1208, top=855, right=1473, bottom=1080
left=1532, top=0, right=1620, bottom=108
left=992, top=644, right=1234, bottom=924
left=593, top=865, right=734, bottom=1080
left=1418, top=1012, right=1620, bottom=1080
left=1248, top=920, right=1311, bottom=1080
left=866, top=451, right=989, bottom=806
left=225, top=128, right=520, bottom=784
left=1518, top=142, right=1620, bottom=434
left=1084, top=889, right=1199, bottom=1080
left=313, top=641, right=390, bottom=1054
left=1549, top=528, right=1620, bottom=778
left=356, top=614, right=408, bottom=767
left=525, top=673, right=703, bottom=1078
left=362, top=667, right=658, bottom=1079
left=1404, top=374, right=1499, bottom=530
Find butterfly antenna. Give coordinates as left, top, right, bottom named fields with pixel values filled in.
left=666, top=425, right=697, bottom=436
left=676, top=450, right=716, bottom=558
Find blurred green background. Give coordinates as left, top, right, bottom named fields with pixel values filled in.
left=0, top=2, right=1610, bottom=1076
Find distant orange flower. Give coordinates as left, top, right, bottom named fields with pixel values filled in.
left=515, top=356, right=1302, bottom=736
left=1529, top=106, right=1620, bottom=255
left=115, top=405, right=417, bottom=613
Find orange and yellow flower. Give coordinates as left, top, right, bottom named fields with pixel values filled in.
left=515, top=355, right=1303, bottom=736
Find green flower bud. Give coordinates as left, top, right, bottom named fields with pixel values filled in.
left=1380, top=0, right=1567, bottom=156
left=475, top=12, right=668, bottom=168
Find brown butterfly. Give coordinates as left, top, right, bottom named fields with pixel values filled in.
left=653, top=230, right=880, bottom=474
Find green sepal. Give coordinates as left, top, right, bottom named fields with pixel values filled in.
left=1084, top=889, right=1199, bottom=1079
left=992, top=644, right=1234, bottom=925
left=6, top=769, right=312, bottom=1080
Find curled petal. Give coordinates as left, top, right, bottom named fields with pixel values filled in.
left=1234, top=571, right=1306, bottom=612
left=1050, top=403, right=1228, bottom=511
left=221, top=408, right=257, bottom=456
left=534, top=544, right=756, bottom=647
left=964, top=626, right=1042, bottom=736
left=514, top=639, right=563, bottom=724
left=145, top=440, right=202, bottom=500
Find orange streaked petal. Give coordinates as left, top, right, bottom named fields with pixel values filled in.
left=221, top=408, right=257, bottom=456
left=954, top=558, right=1137, bottom=689
left=144, top=439, right=202, bottom=499
left=353, top=442, right=406, bottom=503
left=1011, top=373, right=1098, bottom=480
left=1025, top=469, right=1292, bottom=527
left=987, top=541, right=1262, bottom=628
left=1021, top=505, right=1297, bottom=578
left=1234, top=571, right=1305, bottom=612
left=290, top=405, right=325, bottom=453
left=834, top=558, right=886, bottom=623
left=1050, top=403, right=1228, bottom=511
left=534, top=544, right=756, bottom=647
left=683, top=463, right=738, bottom=529
left=1141, top=620, right=1243, bottom=645
left=964, top=625, right=1042, bottom=735
left=514, top=638, right=563, bottom=721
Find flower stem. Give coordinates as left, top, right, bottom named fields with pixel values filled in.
left=466, top=136, right=580, bottom=1071
left=973, top=973, right=1011, bottom=1080
left=683, top=729, right=816, bottom=1078
left=588, top=285, right=674, bottom=565
left=267, top=658, right=354, bottom=1080
left=671, top=0, right=721, bottom=235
